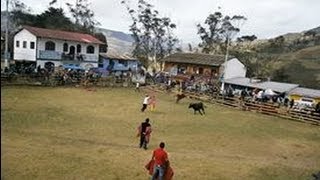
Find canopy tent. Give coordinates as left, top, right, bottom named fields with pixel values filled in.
left=264, top=88, right=277, bottom=96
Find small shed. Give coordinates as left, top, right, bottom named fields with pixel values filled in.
left=288, top=87, right=320, bottom=104
left=99, top=53, right=140, bottom=72
left=225, top=77, right=299, bottom=94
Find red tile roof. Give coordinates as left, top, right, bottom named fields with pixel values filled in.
left=23, top=26, right=104, bottom=44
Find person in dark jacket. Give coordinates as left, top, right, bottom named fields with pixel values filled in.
left=137, top=118, right=152, bottom=150
left=290, top=99, right=295, bottom=109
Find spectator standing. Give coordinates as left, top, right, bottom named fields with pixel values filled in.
left=290, top=99, right=295, bottom=109
left=135, top=82, right=140, bottom=92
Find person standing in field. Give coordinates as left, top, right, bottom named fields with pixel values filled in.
left=149, top=95, right=156, bottom=111
left=137, top=118, right=152, bottom=149
left=150, top=142, right=171, bottom=180
left=141, top=94, right=150, bottom=112
left=135, top=82, right=140, bottom=92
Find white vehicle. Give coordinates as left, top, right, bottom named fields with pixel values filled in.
left=295, top=98, right=314, bottom=108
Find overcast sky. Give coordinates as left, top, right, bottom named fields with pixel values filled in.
left=2, top=0, right=320, bottom=44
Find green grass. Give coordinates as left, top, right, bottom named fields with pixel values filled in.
left=1, top=86, right=320, bottom=180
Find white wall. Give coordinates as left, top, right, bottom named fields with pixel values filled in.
left=13, top=29, right=37, bottom=61
left=37, top=38, right=99, bottom=62
left=221, top=58, right=246, bottom=79
left=36, top=60, right=98, bottom=69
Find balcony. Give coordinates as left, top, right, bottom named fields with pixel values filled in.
left=39, top=50, right=62, bottom=60
left=38, top=50, right=98, bottom=62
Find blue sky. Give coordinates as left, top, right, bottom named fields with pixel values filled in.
left=2, top=0, right=320, bottom=44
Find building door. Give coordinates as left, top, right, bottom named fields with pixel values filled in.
left=69, top=46, right=75, bottom=60
left=69, top=46, right=75, bottom=54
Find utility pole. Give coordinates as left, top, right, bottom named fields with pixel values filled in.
left=4, top=0, right=9, bottom=68
left=221, top=38, right=229, bottom=94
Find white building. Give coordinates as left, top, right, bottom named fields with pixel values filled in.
left=220, top=58, right=246, bottom=80
left=13, top=26, right=105, bottom=70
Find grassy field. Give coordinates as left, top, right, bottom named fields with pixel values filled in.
left=1, top=86, right=320, bottom=180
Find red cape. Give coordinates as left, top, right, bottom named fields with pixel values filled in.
left=145, top=159, right=174, bottom=180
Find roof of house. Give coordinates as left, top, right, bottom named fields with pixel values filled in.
left=255, top=81, right=299, bottom=93
left=225, top=77, right=299, bottom=93
left=224, top=77, right=261, bottom=88
left=160, top=53, right=234, bottom=66
left=100, top=52, right=137, bottom=61
left=288, top=87, right=320, bottom=98
left=22, top=26, right=104, bottom=44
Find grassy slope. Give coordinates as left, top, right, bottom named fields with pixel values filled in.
left=274, top=45, right=320, bottom=88
left=1, top=87, right=320, bottom=180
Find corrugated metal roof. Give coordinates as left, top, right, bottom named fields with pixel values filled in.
left=289, top=87, right=320, bottom=98
left=23, top=26, right=104, bottom=44
left=224, top=77, right=261, bottom=88
left=255, top=81, right=299, bottom=93
left=160, top=53, right=234, bottom=66
left=225, top=77, right=299, bottom=93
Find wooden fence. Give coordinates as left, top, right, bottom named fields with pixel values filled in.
left=145, top=84, right=320, bottom=126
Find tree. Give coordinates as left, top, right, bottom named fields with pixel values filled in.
left=238, top=35, right=257, bottom=42
left=66, top=0, right=100, bottom=33
left=35, top=7, right=74, bottom=31
left=121, top=0, right=179, bottom=67
left=10, top=0, right=36, bottom=27
left=197, top=10, right=247, bottom=54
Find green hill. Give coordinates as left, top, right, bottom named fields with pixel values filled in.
left=273, top=46, right=320, bottom=89
left=233, top=26, right=320, bottom=89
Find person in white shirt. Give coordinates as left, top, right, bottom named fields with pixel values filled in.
left=135, top=82, right=140, bottom=92
left=141, top=94, right=150, bottom=112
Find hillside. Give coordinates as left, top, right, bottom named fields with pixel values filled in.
left=274, top=45, right=320, bottom=89
left=233, top=26, right=320, bottom=89
left=95, top=27, right=134, bottom=56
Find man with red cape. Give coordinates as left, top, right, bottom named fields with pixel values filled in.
left=145, top=142, right=174, bottom=180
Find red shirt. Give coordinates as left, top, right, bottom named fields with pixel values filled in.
left=153, top=148, right=168, bottom=166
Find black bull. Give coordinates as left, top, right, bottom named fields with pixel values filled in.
left=188, top=102, right=206, bottom=115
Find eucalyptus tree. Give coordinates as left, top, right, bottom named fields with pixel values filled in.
left=197, top=10, right=247, bottom=54
left=66, top=0, right=100, bottom=33
left=121, top=0, right=179, bottom=67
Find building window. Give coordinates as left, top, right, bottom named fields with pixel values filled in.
left=45, top=41, right=55, bottom=51
left=77, top=44, right=81, bottom=53
left=86, top=45, right=94, bottom=54
left=30, top=42, right=35, bottom=49
left=177, top=65, right=187, bottom=74
left=16, top=41, right=20, bottom=47
left=63, top=43, right=68, bottom=52
left=23, top=41, right=27, bottom=48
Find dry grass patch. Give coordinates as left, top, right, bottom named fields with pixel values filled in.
left=1, top=86, right=320, bottom=180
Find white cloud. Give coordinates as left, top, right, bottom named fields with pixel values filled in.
left=2, top=0, right=320, bottom=43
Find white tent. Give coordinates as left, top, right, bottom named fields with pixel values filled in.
left=264, top=88, right=277, bottom=96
